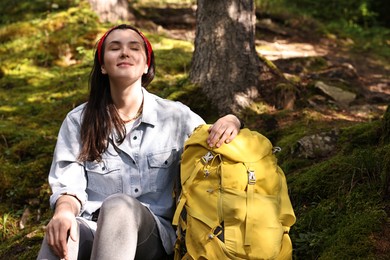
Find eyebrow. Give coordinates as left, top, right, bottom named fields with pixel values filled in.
left=107, top=40, right=143, bottom=46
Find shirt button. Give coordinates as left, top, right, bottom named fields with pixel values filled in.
left=133, top=136, right=137, bottom=140
left=134, top=188, right=139, bottom=193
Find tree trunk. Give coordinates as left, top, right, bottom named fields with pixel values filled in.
left=190, top=0, right=295, bottom=115
left=87, top=0, right=134, bottom=23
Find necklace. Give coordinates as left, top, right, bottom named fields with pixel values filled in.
left=117, top=99, right=144, bottom=123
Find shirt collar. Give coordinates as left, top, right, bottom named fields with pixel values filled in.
left=139, top=87, right=158, bottom=127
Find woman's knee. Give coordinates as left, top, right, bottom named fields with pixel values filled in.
left=99, top=194, right=142, bottom=220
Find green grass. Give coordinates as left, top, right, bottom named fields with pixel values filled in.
left=1, top=0, right=389, bottom=259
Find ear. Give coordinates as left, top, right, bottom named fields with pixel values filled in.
left=144, top=65, right=149, bottom=74
left=101, top=65, right=107, bottom=74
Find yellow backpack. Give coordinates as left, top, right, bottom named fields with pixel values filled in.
left=172, top=124, right=296, bottom=260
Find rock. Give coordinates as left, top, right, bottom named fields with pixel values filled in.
left=19, top=208, right=31, bottom=229
left=294, top=129, right=340, bottom=159
left=315, top=81, right=356, bottom=106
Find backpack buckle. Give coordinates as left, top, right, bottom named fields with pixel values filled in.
left=202, top=151, right=214, bottom=164
left=272, top=146, right=282, bottom=154
left=204, top=168, right=210, bottom=177
left=248, top=170, right=256, bottom=184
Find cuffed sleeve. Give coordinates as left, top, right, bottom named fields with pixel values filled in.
left=48, top=105, right=88, bottom=213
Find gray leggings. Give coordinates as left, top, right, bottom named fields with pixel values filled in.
left=37, top=194, right=167, bottom=260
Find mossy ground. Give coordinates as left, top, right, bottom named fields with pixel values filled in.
left=1, top=0, right=389, bottom=259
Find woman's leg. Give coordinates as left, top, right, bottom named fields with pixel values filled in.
left=36, top=218, right=95, bottom=260
left=75, top=218, right=95, bottom=260
left=90, top=193, right=166, bottom=260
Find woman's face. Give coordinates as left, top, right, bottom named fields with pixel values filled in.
left=101, top=29, right=148, bottom=85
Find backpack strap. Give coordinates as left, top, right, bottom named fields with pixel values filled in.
left=173, top=158, right=204, bottom=225
left=244, top=164, right=256, bottom=246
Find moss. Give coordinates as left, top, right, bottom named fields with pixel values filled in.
left=154, top=39, right=193, bottom=75
left=1, top=0, right=390, bottom=259
left=291, top=172, right=386, bottom=259
left=320, top=207, right=385, bottom=259
left=381, top=105, right=390, bottom=144
left=258, top=54, right=284, bottom=77
left=339, top=121, right=382, bottom=153
left=289, top=140, right=387, bottom=259
left=0, top=227, right=44, bottom=259
left=167, top=81, right=219, bottom=122
left=380, top=144, right=390, bottom=198
left=0, top=4, right=99, bottom=67
left=0, top=3, right=98, bottom=246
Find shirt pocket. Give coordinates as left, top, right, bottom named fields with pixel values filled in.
left=85, top=160, right=122, bottom=196
left=147, top=149, right=177, bottom=192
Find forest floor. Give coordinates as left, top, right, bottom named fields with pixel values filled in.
left=140, top=6, right=390, bottom=123
left=2, top=3, right=390, bottom=259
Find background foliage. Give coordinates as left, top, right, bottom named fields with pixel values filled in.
left=0, top=0, right=389, bottom=259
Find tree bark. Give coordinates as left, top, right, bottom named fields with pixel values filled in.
left=190, top=0, right=294, bottom=115
left=87, top=0, right=134, bottom=23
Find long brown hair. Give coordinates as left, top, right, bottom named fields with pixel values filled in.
left=78, top=24, right=155, bottom=162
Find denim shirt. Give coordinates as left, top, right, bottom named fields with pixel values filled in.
left=48, top=88, right=204, bottom=254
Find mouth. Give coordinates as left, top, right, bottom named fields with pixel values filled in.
left=117, top=62, right=132, bottom=67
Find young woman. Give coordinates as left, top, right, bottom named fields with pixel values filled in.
left=37, top=24, right=241, bottom=260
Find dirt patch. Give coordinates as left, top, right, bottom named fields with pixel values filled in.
left=256, top=17, right=390, bottom=123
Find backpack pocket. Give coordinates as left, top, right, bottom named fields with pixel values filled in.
left=222, top=188, right=284, bottom=259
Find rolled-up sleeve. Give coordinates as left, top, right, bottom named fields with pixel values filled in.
left=48, top=105, right=87, bottom=212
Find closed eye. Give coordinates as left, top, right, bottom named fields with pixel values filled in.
left=108, top=43, right=120, bottom=51
left=129, top=42, right=142, bottom=51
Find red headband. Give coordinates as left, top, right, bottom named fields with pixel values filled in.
left=97, top=25, right=153, bottom=67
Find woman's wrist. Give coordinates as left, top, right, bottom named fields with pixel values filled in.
left=55, top=195, right=81, bottom=216
left=226, top=114, right=243, bottom=129
left=227, top=114, right=244, bottom=129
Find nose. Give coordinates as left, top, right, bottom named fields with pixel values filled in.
left=120, top=47, right=129, bottom=58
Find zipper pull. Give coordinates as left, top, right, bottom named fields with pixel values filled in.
left=248, top=170, right=256, bottom=185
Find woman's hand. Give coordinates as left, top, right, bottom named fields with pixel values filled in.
left=207, top=114, right=241, bottom=148
left=46, top=195, right=80, bottom=259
